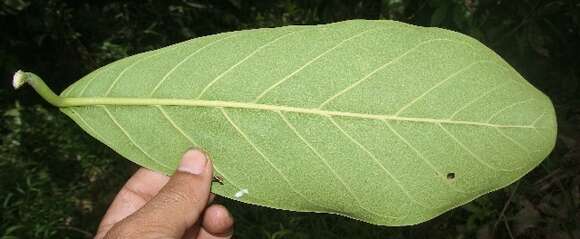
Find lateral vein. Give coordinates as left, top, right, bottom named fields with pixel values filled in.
left=253, top=28, right=377, bottom=102
left=327, top=116, right=432, bottom=209
left=382, top=120, right=469, bottom=195
left=276, top=111, right=399, bottom=219
left=156, top=105, right=257, bottom=202
left=438, top=124, right=520, bottom=172
left=101, top=106, right=172, bottom=170
left=220, top=108, right=326, bottom=209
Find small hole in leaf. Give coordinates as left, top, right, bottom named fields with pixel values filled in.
left=446, top=172, right=455, bottom=180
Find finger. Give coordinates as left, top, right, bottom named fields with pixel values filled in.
left=208, top=193, right=215, bottom=204
left=181, top=223, right=201, bottom=239
left=197, top=204, right=234, bottom=239
left=111, top=149, right=213, bottom=238
left=180, top=194, right=215, bottom=239
left=95, top=168, right=169, bottom=239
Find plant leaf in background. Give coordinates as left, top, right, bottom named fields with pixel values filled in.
left=14, top=20, right=557, bottom=226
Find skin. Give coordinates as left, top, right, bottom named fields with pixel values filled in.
left=94, top=150, right=234, bottom=239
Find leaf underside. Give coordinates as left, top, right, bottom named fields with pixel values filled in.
left=58, top=20, right=556, bottom=226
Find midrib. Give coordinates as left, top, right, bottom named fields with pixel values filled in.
left=60, top=96, right=538, bottom=129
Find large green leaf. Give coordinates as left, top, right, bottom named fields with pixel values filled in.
left=15, top=20, right=556, bottom=226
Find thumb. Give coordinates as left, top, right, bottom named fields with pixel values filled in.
left=115, top=149, right=213, bottom=238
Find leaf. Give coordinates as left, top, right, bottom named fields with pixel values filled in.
left=15, top=20, right=557, bottom=226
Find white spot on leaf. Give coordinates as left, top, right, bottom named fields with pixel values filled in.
left=234, top=188, right=249, bottom=198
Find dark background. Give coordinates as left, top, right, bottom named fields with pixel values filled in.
left=0, top=0, right=578, bottom=238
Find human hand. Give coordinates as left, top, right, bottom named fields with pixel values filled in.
left=94, top=149, right=234, bottom=239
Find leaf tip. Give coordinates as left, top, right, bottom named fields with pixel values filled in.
left=12, top=70, right=27, bottom=89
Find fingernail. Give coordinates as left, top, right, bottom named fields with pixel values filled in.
left=178, top=149, right=207, bottom=175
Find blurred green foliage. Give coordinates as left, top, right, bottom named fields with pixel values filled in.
left=1, top=0, right=578, bottom=238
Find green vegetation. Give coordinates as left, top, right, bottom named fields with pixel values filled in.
left=1, top=0, right=578, bottom=238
